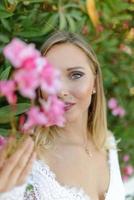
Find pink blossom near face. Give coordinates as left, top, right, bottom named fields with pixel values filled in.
left=40, top=62, right=61, bottom=94
left=35, top=57, right=47, bottom=73
left=3, top=38, right=65, bottom=130
left=44, top=43, right=96, bottom=123
left=40, top=95, right=65, bottom=127
left=13, top=69, right=40, bottom=99
left=108, top=98, right=118, bottom=110
left=3, top=38, right=40, bottom=69
left=0, top=80, right=17, bottom=104
left=23, top=106, right=48, bottom=131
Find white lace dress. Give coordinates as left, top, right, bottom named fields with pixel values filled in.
left=0, top=135, right=125, bottom=200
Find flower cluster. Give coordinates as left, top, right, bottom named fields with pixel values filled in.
left=108, top=98, right=126, bottom=117
left=0, top=38, right=65, bottom=138
left=122, top=154, right=134, bottom=182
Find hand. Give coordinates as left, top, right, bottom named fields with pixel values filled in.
left=0, top=136, right=36, bottom=193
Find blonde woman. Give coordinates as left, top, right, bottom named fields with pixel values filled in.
left=0, top=31, right=125, bottom=200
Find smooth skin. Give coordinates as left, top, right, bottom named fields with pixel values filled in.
left=0, top=136, right=36, bottom=193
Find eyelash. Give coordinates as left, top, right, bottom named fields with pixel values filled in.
left=70, top=71, right=84, bottom=80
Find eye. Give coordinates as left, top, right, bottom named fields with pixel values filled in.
left=70, top=71, right=85, bottom=80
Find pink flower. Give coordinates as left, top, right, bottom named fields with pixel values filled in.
left=3, top=38, right=40, bottom=69
left=112, top=106, right=126, bottom=117
left=40, top=62, right=61, bottom=94
left=0, top=80, right=17, bottom=104
left=35, top=57, right=47, bottom=73
left=40, top=95, right=65, bottom=127
left=108, top=98, right=118, bottom=109
left=123, top=154, right=130, bottom=162
left=23, top=106, right=48, bottom=131
left=118, top=106, right=126, bottom=117
left=0, top=136, right=7, bottom=150
left=14, top=69, right=39, bottom=99
left=122, top=175, right=129, bottom=182
left=123, top=165, right=134, bottom=176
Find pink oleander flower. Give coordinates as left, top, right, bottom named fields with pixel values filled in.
left=123, top=154, right=130, bottom=162
left=40, top=62, right=61, bottom=94
left=117, top=106, right=126, bottom=117
left=23, top=106, right=48, bottom=131
left=112, top=106, right=126, bottom=117
left=18, top=115, right=26, bottom=132
left=3, top=38, right=40, bottom=69
left=2, top=38, right=65, bottom=134
left=0, top=80, right=17, bottom=104
left=14, top=69, right=40, bottom=99
left=0, top=135, right=7, bottom=150
left=35, top=57, right=47, bottom=73
left=122, top=175, right=129, bottom=182
left=108, top=98, right=118, bottom=110
left=123, top=165, right=134, bottom=176
left=40, top=95, right=65, bottom=127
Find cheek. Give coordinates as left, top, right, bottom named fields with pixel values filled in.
left=72, top=82, right=93, bottom=108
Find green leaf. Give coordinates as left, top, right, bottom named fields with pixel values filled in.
left=63, top=3, right=80, bottom=9
left=15, top=28, right=46, bottom=37
left=59, top=12, right=67, bottom=30
left=66, top=15, right=76, bottom=32
left=69, top=11, right=82, bottom=21
left=0, top=34, right=10, bottom=43
left=0, top=66, right=11, bottom=80
left=0, top=128, right=10, bottom=136
left=22, top=0, right=46, bottom=3
left=0, top=103, right=30, bottom=123
left=1, top=19, right=11, bottom=32
left=16, top=14, right=59, bottom=37
left=0, top=10, right=14, bottom=19
left=41, top=13, right=59, bottom=34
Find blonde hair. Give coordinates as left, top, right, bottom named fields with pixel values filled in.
left=34, top=31, right=109, bottom=157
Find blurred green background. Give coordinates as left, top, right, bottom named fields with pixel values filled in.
left=0, top=0, right=134, bottom=179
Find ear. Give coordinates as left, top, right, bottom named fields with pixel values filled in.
left=92, top=89, right=96, bottom=94
left=92, top=77, right=96, bottom=94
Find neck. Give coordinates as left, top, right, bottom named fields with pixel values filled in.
left=55, top=115, right=92, bottom=146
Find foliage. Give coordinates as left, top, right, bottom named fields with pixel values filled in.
left=0, top=0, right=134, bottom=171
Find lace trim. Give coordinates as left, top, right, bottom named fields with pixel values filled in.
left=35, top=144, right=112, bottom=200
left=23, top=135, right=116, bottom=200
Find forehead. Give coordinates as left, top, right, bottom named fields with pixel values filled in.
left=45, top=43, right=92, bottom=71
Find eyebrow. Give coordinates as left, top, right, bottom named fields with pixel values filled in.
left=66, top=66, right=84, bottom=71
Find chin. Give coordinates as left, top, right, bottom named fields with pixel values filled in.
left=64, top=112, right=80, bottom=123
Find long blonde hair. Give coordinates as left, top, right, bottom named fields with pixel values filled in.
left=34, top=31, right=109, bottom=156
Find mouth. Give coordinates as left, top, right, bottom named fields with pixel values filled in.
left=64, top=102, right=76, bottom=111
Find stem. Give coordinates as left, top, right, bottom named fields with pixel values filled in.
left=31, top=98, right=35, bottom=107
left=10, top=117, right=17, bottom=136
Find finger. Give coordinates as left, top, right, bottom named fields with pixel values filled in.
left=0, top=136, right=15, bottom=169
left=17, top=151, right=36, bottom=186
left=0, top=137, right=33, bottom=179
left=5, top=140, right=34, bottom=188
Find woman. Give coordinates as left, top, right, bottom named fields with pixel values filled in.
left=0, top=31, right=125, bottom=200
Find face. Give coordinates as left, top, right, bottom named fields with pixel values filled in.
left=44, top=43, right=96, bottom=123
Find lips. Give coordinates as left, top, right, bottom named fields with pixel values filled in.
left=64, top=102, right=76, bottom=111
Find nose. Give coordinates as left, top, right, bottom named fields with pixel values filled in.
left=57, top=89, right=69, bottom=100
left=57, top=78, right=70, bottom=100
